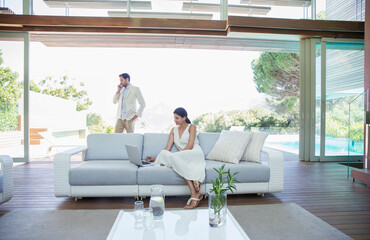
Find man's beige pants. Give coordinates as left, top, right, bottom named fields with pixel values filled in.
left=114, top=119, right=135, bottom=133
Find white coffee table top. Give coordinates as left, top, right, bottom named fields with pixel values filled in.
left=107, top=208, right=250, bottom=240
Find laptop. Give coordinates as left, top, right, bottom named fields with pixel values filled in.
left=126, top=144, right=154, bottom=167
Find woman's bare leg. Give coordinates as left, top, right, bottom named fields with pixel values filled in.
left=192, top=181, right=200, bottom=192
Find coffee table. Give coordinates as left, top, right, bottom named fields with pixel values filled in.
left=107, top=208, right=250, bottom=240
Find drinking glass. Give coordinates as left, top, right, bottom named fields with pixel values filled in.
left=134, top=201, right=144, bottom=220
left=143, top=208, right=154, bottom=230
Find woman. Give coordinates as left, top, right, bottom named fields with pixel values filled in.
left=146, top=107, right=206, bottom=209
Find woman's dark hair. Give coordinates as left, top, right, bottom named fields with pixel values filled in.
left=119, top=73, right=130, bottom=82
left=174, top=107, right=191, bottom=124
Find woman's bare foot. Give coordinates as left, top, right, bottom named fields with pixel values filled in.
left=193, top=181, right=200, bottom=192
left=184, top=192, right=203, bottom=209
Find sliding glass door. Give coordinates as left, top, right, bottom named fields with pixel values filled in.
left=0, top=33, right=30, bottom=162
left=317, top=39, right=364, bottom=161
left=300, top=38, right=364, bottom=162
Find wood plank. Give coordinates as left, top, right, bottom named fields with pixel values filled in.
left=365, top=0, right=370, bottom=171
left=0, top=15, right=364, bottom=40
left=240, top=0, right=311, bottom=7
left=0, top=26, right=227, bottom=36
left=228, top=26, right=364, bottom=38
left=0, top=7, right=15, bottom=14
left=0, top=15, right=227, bottom=30
left=44, top=0, right=152, bottom=10
left=347, top=235, right=370, bottom=240
left=17, top=115, right=21, bottom=131
left=30, top=133, right=44, bottom=140
left=108, top=11, right=214, bottom=20
left=182, top=2, right=271, bottom=15
left=28, top=33, right=299, bottom=52
left=351, top=169, right=370, bottom=187
left=30, top=128, right=47, bottom=133
left=0, top=158, right=369, bottom=239
left=21, top=139, right=40, bottom=145
left=228, top=16, right=364, bottom=32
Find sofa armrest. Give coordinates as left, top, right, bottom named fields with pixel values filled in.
left=0, top=155, right=13, bottom=203
left=262, top=148, right=284, bottom=192
left=54, top=146, right=87, bottom=197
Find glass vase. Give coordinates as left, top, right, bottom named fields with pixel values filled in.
left=208, top=191, right=227, bottom=227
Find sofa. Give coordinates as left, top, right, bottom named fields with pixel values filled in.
left=0, top=155, right=13, bottom=204
left=54, top=133, right=283, bottom=199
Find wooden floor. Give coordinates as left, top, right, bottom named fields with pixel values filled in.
left=1, top=159, right=370, bottom=239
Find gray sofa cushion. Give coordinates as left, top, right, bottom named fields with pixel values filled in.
left=197, top=133, right=220, bottom=157
left=85, top=133, right=143, bottom=160
left=69, top=160, right=138, bottom=185
left=205, top=160, right=270, bottom=183
left=142, top=133, right=178, bottom=160
left=138, top=166, right=187, bottom=185
left=0, top=174, right=3, bottom=193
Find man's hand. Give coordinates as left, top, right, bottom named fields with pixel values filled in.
left=131, top=115, right=138, bottom=121
left=116, top=84, right=123, bottom=94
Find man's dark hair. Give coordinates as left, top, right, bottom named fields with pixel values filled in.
left=119, top=73, right=130, bottom=82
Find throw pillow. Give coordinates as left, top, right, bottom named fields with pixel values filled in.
left=241, top=131, right=269, bottom=163
left=206, top=130, right=253, bottom=164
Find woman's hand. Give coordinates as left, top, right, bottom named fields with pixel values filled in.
left=146, top=156, right=155, bottom=162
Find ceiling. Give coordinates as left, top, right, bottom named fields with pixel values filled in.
left=29, top=32, right=300, bottom=52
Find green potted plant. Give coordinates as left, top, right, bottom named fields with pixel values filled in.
left=209, top=164, right=239, bottom=227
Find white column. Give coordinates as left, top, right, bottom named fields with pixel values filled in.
left=320, top=40, right=326, bottom=161
left=220, top=0, right=228, bottom=21
left=311, top=0, right=316, bottom=20
left=299, top=38, right=320, bottom=161
left=299, top=39, right=305, bottom=161
left=23, top=0, right=32, bottom=15
left=23, top=33, right=30, bottom=162
left=127, top=0, right=131, bottom=17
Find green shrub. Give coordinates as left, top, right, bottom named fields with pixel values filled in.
left=0, top=104, right=18, bottom=131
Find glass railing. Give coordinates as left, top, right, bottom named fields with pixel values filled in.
left=33, top=0, right=308, bottom=19
left=1, top=0, right=364, bottom=21
left=347, top=88, right=368, bottom=177
left=319, top=0, right=365, bottom=21
left=0, top=0, right=22, bottom=14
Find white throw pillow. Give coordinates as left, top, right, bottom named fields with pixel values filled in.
left=206, top=130, right=253, bottom=164
left=242, top=131, right=269, bottom=163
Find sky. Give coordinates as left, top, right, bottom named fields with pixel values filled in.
left=0, top=41, right=265, bottom=129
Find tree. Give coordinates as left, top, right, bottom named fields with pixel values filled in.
left=0, top=51, right=21, bottom=105
left=0, top=50, right=21, bottom=131
left=87, top=113, right=114, bottom=133
left=252, top=52, right=300, bottom=125
left=1, top=48, right=94, bottom=131
left=193, top=107, right=287, bottom=133
left=316, top=10, right=326, bottom=20
left=30, top=75, right=92, bottom=111
left=252, top=52, right=300, bottom=99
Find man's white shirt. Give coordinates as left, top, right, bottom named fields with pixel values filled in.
left=113, top=84, right=146, bottom=120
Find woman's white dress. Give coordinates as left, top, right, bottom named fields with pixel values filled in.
left=154, top=124, right=206, bottom=183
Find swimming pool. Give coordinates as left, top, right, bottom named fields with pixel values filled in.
left=266, top=136, right=363, bottom=156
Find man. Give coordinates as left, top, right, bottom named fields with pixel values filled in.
left=113, top=73, right=146, bottom=133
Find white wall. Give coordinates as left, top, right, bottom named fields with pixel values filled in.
left=19, top=92, right=86, bottom=131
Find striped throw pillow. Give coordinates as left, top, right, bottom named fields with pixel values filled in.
left=242, top=132, right=269, bottom=163
left=206, top=130, right=253, bottom=164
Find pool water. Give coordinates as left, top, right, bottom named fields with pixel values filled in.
left=269, top=137, right=363, bottom=156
